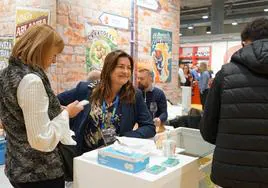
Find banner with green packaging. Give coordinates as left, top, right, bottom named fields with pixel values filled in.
left=85, top=24, right=118, bottom=70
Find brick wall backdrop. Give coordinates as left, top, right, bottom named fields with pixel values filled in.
left=0, top=0, right=181, bottom=103
left=55, top=0, right=132, bottom=93
left=0, top=0, right=57, bottom=87
left=136, top=0, right=181, bottom=103
left=55, top=0, right=181, bottom=103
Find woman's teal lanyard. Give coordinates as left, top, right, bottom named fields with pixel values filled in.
left=101, top=95, right=120, bottom=129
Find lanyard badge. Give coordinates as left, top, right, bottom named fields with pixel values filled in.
left=101, top=95, right=120, bottom=129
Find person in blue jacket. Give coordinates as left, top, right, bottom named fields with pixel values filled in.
left=58, top=50, right=155, bottom=154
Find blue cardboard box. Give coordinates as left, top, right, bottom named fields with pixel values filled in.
left=97, top=145, right=150, bottom=173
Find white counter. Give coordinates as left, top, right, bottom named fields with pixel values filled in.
left=73, top=148, right=199, bottom=188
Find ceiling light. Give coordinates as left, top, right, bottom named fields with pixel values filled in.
left=232, top=22, right=238, bottom=26
left=202, top=15, right=209, bottom=19
left=264, top=8, right=268, bottom=12
left=188, top=26, right=193, bottom=30
left=206, top=31, right=211, bottom=34
left=179, top=33, right=182, bottom=36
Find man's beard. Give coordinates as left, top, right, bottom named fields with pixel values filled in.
left=138, top=83, right=146, bottom=90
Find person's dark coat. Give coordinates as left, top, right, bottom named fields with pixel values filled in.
left=200, top=39, right=268, bottom=188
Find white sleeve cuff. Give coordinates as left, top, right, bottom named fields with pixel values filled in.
left=55, top=109, right=77, bottom=145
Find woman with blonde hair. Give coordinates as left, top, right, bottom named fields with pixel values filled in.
left=0, top=24, right=83, bottom=188
left=58, top=50, right=155, bottom=154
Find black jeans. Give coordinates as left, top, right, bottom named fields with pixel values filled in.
left=200, top=89, right=209, bottom=110
left=10, top=176, right=64, bottom=188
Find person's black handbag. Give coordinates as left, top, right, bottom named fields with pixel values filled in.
left=169, top=115, right=188, bottom=128
left=58, top=143, right=78, bottom=181
left=168, top=108, right=202, bottom=129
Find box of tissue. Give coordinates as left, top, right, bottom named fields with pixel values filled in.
left=98, top=145, right=150, bottom=173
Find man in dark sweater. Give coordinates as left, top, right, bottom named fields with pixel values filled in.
left=137, top=67, right=168, bottom=130
left=200, top=18, right=268, bottom=187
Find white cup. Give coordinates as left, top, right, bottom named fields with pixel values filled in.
left=162, top=139, right=176, bottom=157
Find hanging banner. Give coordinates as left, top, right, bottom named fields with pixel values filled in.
left=85, top=24, right=118, bottom=70
left=0, top=37, right=13, bottom=71
left=151, top=28, right=172, bottom=83
left=15, top=7, right=50, bottom=40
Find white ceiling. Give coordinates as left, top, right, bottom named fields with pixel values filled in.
left=180, top=0, right=268, bottom=36
left=180, top=0, right=252, bottom=8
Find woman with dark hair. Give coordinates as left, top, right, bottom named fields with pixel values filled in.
left=183, top=64, right=193, bottom=86
left=58, top=50, right=155, bottom=154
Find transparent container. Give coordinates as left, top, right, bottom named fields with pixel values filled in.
left=154, top=127, right=215, bottom=187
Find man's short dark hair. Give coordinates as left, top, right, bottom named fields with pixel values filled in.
left=241, top=18, right=268, bottom=42
left=138, top=68, right=154, bottom=78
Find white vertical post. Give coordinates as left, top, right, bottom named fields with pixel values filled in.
left=181, top=86, right=192, bottom=115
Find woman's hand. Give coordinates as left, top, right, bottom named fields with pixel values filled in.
left=65, top=100, right=84, bottom=118
left=153, top=117, right=161, bottom=127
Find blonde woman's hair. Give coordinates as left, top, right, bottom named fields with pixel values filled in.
left=11, top=24, right=64, bottom=69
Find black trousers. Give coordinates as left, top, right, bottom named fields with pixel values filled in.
left=200, top=89, right=209, bottom=110
left=10, top=176, right=64, bottom=188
